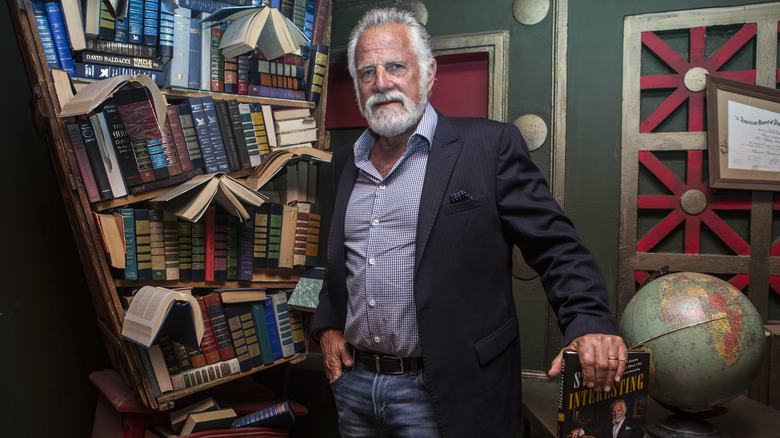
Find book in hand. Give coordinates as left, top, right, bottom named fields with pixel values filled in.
left=244, top=146, right=331, bottom=190
left=230, top=401, right=295, bottom=429
left=179, top=407, right=238, bottom=435
left=204, top=6, right=310, bottom=60
left=120, top=285, right=205, bottom=350
left=557, top=350, right=649, bottom=438
left=149, top=173, right=269, bottom=222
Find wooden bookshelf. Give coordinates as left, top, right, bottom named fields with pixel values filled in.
left=8, top=0, right=332, bottom=410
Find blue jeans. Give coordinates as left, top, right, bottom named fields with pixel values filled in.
left=329, top=361, right=441, bottom=437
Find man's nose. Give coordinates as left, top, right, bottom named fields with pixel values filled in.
left=373, top=67, right=394, bottom=92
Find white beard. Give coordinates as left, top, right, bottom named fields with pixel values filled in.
left=360, top=84, right=428, bottom=137
left=612, top=415, right=625, bottom=425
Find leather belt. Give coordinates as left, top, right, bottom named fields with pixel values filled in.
left=354, top=348, right=423, bottom=375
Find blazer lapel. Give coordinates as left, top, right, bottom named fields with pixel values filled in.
left=415, top=113, right=462, bottom=266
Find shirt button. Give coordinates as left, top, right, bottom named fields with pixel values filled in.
left=369, top=299, right=376, bottom=307
left=379, top=184, right=386, bottom=190
left=371, top=219, right=379, bottom=226
left=369, top=258, right=375, bottom=265
left=374, top=336, right=381, bottom=343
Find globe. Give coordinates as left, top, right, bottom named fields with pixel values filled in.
left=619, top=272, right=765, bottom=411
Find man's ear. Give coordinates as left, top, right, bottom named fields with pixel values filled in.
left=426, top=58, right=437, bottom=92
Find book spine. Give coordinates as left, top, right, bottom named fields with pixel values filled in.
left=204, top=292, right=237, bottom=361
left=102, top=102, right=143, bottom=188
left=44, top=2, right=75, bottom=75
left=136, top=344, right=162, bottom=397
left=78, top=51, right=164, bottom=71
left=195, top=296, right=222, bottom=364
left=31, top=2, right=59, bottom=70
left=253, top=203, right=270, bottom=268
left=293, top=202, right=310, bottom=267
left=142, top=0, right=160, bottom=47
left=224, top=57, right=237, bottom=94
left=311, top=0, right=329, bottom=45
left=223, top=305, right=251, bottom=372
left=226, top=215, right=239, bottom=281
left=158, top=0, right=175, bottom=58
left=200, top=96, right=231, bottom=173
left=200, top=20, right=211, bottom=91
left=263, top=296, right=283, bottom=360
left=120, top=208, right=138, bottom=280
left=84, top=38, right=158, bottom=58
left=187, top=97, right=219, bottom=173
left=250, top=302, right=274, bottom=365
left=191, top=221, right=206, bottom=281
left=165, top=8, right=191, bottom=88
left=213, top=99, right=241, bottom=172
left=261, top=104, right=277, bottom=148
left=163, top=211, right=180, bottom=280
left=175, top=102, right=205, bottom=172
left=271, top=292, right=295, bottom=357
left=205, top=205, right=216, bottom=281
left=73, top=62, right=165, bottom=87
left=266, top=203, right=282, bottom=268
left=238, top=103, right=261, bottom=167
left=238, top=304, right=263, bottom=368
left=209, top=26, right=224, bottom=92
left=165, top=106, right=193, bottom=173
left=226, top=99, right=252, bottom=169
left=250, top=103, right=270, bottom=162
left=134, top=208, right=152, bottom=280
left=305, top=202, right=321, bottom=266
left=78, top=119, right=114, bottom=201
left=149, top=209, right=166, bottom=280
left=177, top=218, right=193, bottom=281
left=65, top=122, right=100, bottom=203
left=213, top=211, right=229, bottom=281
left=178, top=0, right=237, bottom=13
left=126, top=0, right=145, bottom=45
left=114, top=15, right=129, bottom=43
left=145, top=138, right=169, bottom=180
left=287, top=305, right=306, bottom=353
left=306, top=43, right=328, bottom=105
left=237, top=205, right=255, bottom=281
left=176, top=357, right=240, bottom=389
left=91, top=113, right=128, bottom=198
left=98, top=0, right=116, bottom=41
left=187, top=15, right=202, bottom=89
left=161, top=116, right=183, bottom=177
left=126, top=168, right=203, bottom=195
left=237, top=56, right=249, bottom=95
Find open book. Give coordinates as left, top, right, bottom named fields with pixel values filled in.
left=120, top=286, right=204, bottom=350
left=204, top=6, right=309, bottom=60
left=245, top=146, right=332, bottom=190
left=150, top=172, right=268, bottom=222
left=57, top=74, right=166, bottom=136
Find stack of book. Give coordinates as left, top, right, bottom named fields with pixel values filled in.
left=122, top=286, right=306, bottom=397
left=272, top=107, right=317, bottom=149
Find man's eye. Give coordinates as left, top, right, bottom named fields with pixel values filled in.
left=387, top=64, right=405, bottom=74
left=359, top=69, right=375, bottom=82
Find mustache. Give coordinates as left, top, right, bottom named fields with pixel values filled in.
left=365, top=90, right=409, bottom=109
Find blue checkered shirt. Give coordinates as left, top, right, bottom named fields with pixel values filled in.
left=343, top=104, right=438, bottom=358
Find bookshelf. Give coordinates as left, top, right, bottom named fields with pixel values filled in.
left=8, top=0, right=331, bottom=410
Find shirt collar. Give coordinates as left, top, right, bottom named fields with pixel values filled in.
left=354, top=103, right=437, bottom=162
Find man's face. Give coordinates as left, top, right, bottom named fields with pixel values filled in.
left=611, top=402, right=626, bottom=424
left=353, top=23, right=436, bottom=137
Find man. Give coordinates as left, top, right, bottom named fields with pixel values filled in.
left=312, top=8, right=627, bottom=437
left=569, top=400, right=643, bottom=438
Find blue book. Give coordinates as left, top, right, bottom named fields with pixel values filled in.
left=222, top=305, right=252, bottom=372
left=114, top=17, right=129, bottom=42
left=199, top=96, right=231, bottom=173
left=250, top=302, right=274, bottom=365
left=263, top=296, right=283, bottom=360
left=31, top=2, right=59, bottom=69
left=146, top=138, right=169, bottom=180
left=165, top=8, right=190, bottom=88
left=158, top=0, right=175, bottom=58
left=237, top=205, right=255, bottom=281
left=120, top=208, right=138, bottom=280
left=73, top=62, right=165, bottom=87
left=231, top=401, right=295, bottom=429
left=142, top=0, right=160, bottom=47
left=44, top=2, right=75, bottom=75
left=186, top=97, right=222, bottom=173
left=187, top=15, right=202, bottom=89
left=127, top=0, right=144, bottom=44
left=236, top=304, right=264, bottom=368
left=134, top=208, right=153, bottom=281
left=178, top=0, right=237, bottom=13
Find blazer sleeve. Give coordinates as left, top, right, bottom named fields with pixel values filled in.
left=493, top=122, right=618, bottom=345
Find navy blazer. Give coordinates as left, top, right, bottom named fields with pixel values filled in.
left=313, top=111, right=618, bottom=437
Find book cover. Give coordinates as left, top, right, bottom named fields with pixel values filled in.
left=175, top=101, right=205, bottom=172
left=149, top=209, right=166, bottom=280
left=121, top=285, right=204, bottom=349
left=237, top=55, right=249, bottom=95
left=78, top=118, right=114, bottom=201
left=287, top=266, right=325, bottom=311
left=169, top=397, right=219, bottom=434
left=160, top=114, right=183, bottom=177
left=195, top=295, right=222, bottom=364
left=236, top=303, right=264, bottom=368
left=60, top=0, right=86, bottom=51
left=225, top=99, right=252, bottom=169
left=157, top=328, right=191, bottom=375
left=250, top=301, right=274, bottom=365
left=65, top=121, right=101, bottom=203
left=180, top=408, right=237, bottom=435
left=126, top=0, right=144, bottom=44
left=199, top=17, right=212, bottom=91
left=114, top=15, right=129, bottom=43
left=148, top=344, right=174, bottom=393
left=31, top=2, right=59, bottom=70
left=224, top=57, right=238, bottom=94
left=163, top=211, right=180, bottom=280
left=222, top=304, right=251, bottom=372
left=262, top=295, right=283, bottom=360
left=200, top=96, right=231, bottom=173
left=73, top=62, right=166, bottom=87
left=203, top=291, right=237, bottom=361
left=230, top=401, right=295, bottom=429
left=83, top=38, right=158, bottom=58
left=134, top=208, right=152, bottom=280
left=44, top=1, right=75, bottom=75
left=97, top=0, right=116, bottom=41
left=285, top=291, right=306, bottom=353
left=120, top=207, right=138, bottom=280
left=90, top=112, right=129, bottom=198
left=177, top=217, right=193, bottom=281
left=304, top=202, right=321, bottom=266
left=557, top=350, right=650, bottom=438
left=114, top=86, right=164, bottom=182
left=77, top=51, right=164, bottom=71
left=270, top=291, right=295, bottom=357
left=101, top=100, right=143, bottom=188
left=213, top=99, right=242, bottom=172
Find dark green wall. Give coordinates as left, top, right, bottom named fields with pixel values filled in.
left=0, top=5, right=111, bottom=436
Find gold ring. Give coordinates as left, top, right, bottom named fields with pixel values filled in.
left=608, top=357, right=619, bottom=360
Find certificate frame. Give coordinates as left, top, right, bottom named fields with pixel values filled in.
left=706, top=75, right=780, bottom=191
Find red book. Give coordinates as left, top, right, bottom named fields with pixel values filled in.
left=224, top=57, right=238, bottom=94
left=195, top=296, right=221, bottom=365
left=203, top=292, right=236, bottom=361
left=205, top=205, right=216, bottom=281
left=165, top=106, right=193, bottom=172
left=161, top=117, right=183, bottom=177
left=113, top=87, right=162, bottom=184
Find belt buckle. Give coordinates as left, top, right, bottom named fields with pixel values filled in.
left=374, top=355, right=404, bottom=374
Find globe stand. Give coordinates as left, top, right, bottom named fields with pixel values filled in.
left=645, top=402, right=728, bottom=438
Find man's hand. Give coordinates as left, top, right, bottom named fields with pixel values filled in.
left=320, top=329, right=353, bottom=382
left=548, top=334, right=627, bottom=392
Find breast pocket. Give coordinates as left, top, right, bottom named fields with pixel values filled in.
left=445, top=194, right=487, bottom=215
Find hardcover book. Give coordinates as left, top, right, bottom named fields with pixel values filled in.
left=31, top=2, right=59, bottom=70
left=65, top=121, right=101, bottom=203
left=179, top=408, right=237, bottom=435
left=287, top=266, right=325, bottom=311
left=120, top=285, right=204, bottom=349
left=195, top=295, right=221, bottom=364
left=222, top=304, right=251, bottom=371
left=89, top=112, right=128, bottom=198
left=270, top=291, right=295, bottom=357
left=149, top=209, right=166, bottom=280
left=134, top=208, right=153, bottom=280
left=250, top=301, right=274, bottom=365
left=230, top=401, right=295, bottom=429
left=177, top=218, right=193, bottom=281
left=119, top=208, right=138, bottom=280
left=203, top=292, right=237, bottom=361
left=78, top=118, right=114, bottom=201
left=101, top=100, right=143, bottom=188
left=557, top=350, right=650, bottom=438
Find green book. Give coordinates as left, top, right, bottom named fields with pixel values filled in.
left=120, top=208, right=138, bottom=280
left=250, top=302, right=274, bottom=365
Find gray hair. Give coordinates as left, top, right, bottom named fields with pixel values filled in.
left=346, top=8, right=434, bottom=86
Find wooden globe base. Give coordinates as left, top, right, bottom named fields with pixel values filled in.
left=646, top=414, right=723, bottom=438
